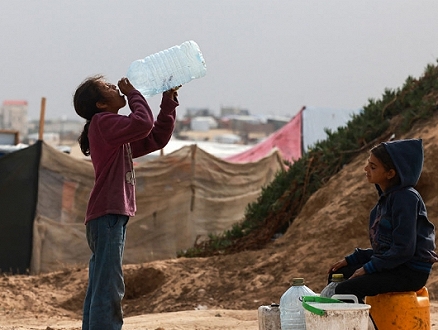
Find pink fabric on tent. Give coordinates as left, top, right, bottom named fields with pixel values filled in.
left=225, top=108, right=303, bottom=163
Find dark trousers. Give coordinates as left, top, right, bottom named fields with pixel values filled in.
left=329, top=264, right=429, bottom=304
left=82, top=214, right=129, bottom=330
left=329, top=264, right=429, bottom=330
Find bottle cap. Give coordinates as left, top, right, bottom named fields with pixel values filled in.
left=332, top=274, right=344, bottom=282
left=292, top=278, right=305, bottom=286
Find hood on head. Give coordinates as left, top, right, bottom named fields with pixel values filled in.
left=382, top=138, right=423, bottom=188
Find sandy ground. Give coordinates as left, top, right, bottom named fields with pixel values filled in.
left=2, top=304, right=438, bottom=329
left=0, top=310, right=259, bottom=330
left=3, top=114, right=438, bottom=329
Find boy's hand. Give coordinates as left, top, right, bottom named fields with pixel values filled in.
left=349, top=267, right=366, bottom=279
left=328, top=258, right=348, bottom=273
left=118, top=77, right=135, bottom=95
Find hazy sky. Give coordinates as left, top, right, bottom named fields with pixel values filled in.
left=2, top=1, right=438, bottom=121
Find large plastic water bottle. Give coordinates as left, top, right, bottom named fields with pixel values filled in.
left=127, top=40, right=207, bottom=98
left=320, top=273, right=345, bottom=298
left=280, top=278, right=316, bottom=330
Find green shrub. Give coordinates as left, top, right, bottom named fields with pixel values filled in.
left=179, top=60, right=438, bottom=258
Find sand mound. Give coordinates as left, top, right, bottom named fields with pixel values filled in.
left=2, top=114, right=438, bottom=329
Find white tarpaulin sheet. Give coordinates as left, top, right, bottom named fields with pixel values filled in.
left=31, top=143, right=284, bottom=274
left=302, top=106, right=361, bottom=150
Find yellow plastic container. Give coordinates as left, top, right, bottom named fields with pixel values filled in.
left=365, top=287, right=430, bottom=330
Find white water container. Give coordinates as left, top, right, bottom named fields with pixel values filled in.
left=279, top=278, right=317, bottom=330
left=258, top=303, right=280, bottom=330
left=127, top=40, right=207, bottom=98
left=320, top=273, right=345, bottom=298
left=302, top=296, right=371, bottom=330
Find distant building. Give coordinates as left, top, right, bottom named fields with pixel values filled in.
left=27, top=118, right=84, bottom=144
left=185, top=107, right=213, bottom=118
left=0, top=100, right=28, bottom=142
left=220, top=106, right=249, bottom=117
left=190, top=116, right=218, bottom=131
left=0, top=130, right=19, bottom=145
left=28, top=132, right=60, bottom=147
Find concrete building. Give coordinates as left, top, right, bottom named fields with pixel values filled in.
left=0, top=100, right=28, bottom=142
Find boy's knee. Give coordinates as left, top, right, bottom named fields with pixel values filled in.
left=334, top=282, right=346, bottom=294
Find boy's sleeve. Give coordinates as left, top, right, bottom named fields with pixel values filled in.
left=345, top=248, right=373, bottom=266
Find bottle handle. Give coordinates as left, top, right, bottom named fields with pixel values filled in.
left=302, top=296, right=343, bottom=316
left=331, top=294, right=359, bottom=304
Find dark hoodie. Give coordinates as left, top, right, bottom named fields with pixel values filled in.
left=346, top=139, right=438, bottom=274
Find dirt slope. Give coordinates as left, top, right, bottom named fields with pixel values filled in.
left=2, top=113, right=438, bottom=328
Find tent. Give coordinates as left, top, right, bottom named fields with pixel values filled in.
left=0, top=142, right=40, bottom=274
left=0, top=141, right=284, bottom=274
left=0, top=106, right=359, bottom=274
left=225, top=106, right=361, bottom=163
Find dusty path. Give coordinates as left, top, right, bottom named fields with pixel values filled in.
left=0, top=309, right=258, bottom=330
left=2, top=303, right=438, bottom=330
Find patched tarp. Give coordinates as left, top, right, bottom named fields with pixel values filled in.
left=225, top=110, right=303, bottom=164
left=225, top=106, right=361, bottom=163
left=1, top=142, right=285, bottom=274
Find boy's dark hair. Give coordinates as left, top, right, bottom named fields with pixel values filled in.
left=73, top=75, right=106, bottom=156
left=370, top=143, right=401, bottom=187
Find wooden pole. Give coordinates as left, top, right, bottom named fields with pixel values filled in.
left=38, top=97, right=46, bottom=141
